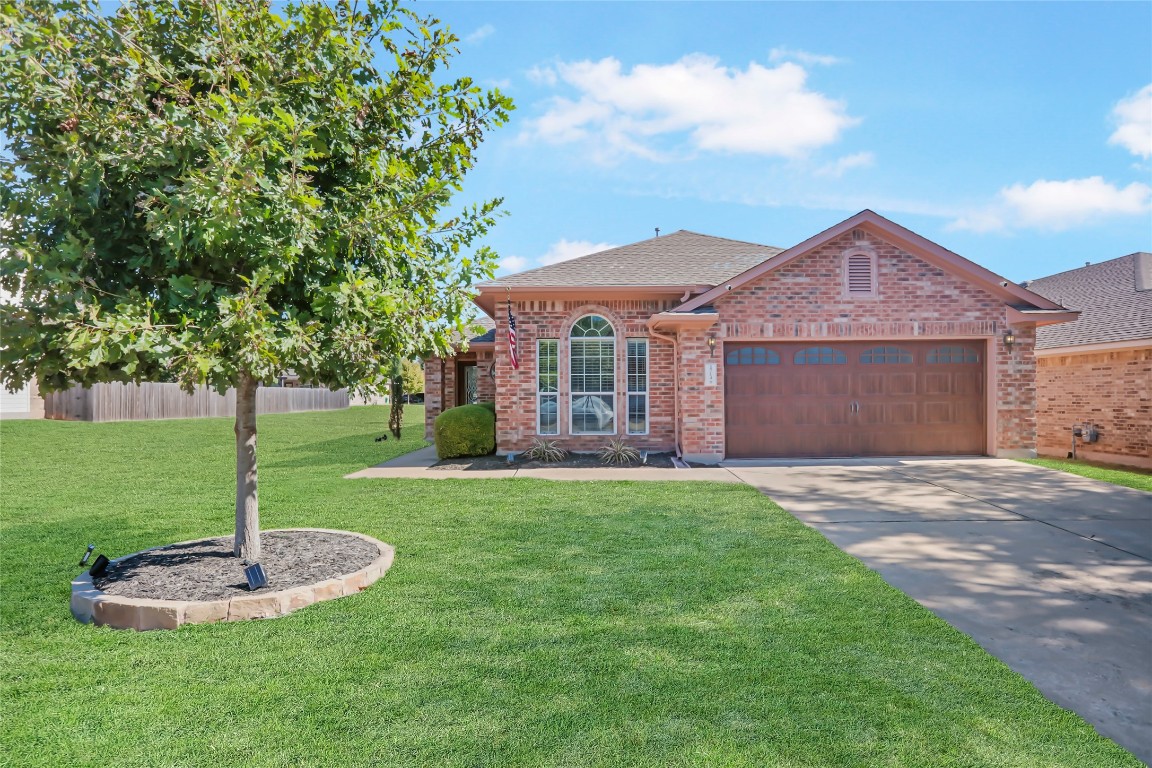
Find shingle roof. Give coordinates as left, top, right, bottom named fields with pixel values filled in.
left=1025, top=253, right=1152, bottom=349
left=468, top=314, right=496, bottom=343
left=480, top=230, right=783, bottom=288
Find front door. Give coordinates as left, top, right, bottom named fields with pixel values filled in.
left=456, top=362, right=479, bottom=406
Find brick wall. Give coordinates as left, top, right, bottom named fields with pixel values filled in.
left=424, top=348, right=496, bottom=440
left=680, top=230, right=1032, bottom=460
left=492, top=298, right=678, bottom=454
left=1036, top=346, right=1152, bottom=469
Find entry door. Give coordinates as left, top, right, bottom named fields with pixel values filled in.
left=724, top=341, right=985, bottom=458
left=456, top=363, right=478, bottom=406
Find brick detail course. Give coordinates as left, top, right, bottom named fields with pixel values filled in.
left=1036, top=347, right=1152, bottom=468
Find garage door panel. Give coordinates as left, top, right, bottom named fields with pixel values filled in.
left=725, top=340, right=986, bottom=458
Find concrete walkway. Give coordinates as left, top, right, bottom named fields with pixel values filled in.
left=345, top=445, right=742, bottom=482
left=723, top=457, right=1152, bottom=764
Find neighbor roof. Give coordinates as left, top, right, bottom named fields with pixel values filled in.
left=480, top=230, right=783, bottom=289
left=1025, top=253, right=1152, bottom=349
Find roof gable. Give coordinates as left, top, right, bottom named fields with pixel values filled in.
left=1026, top=252, right=1152, bottom=348
left=677, top=210, right=1066, bottom=313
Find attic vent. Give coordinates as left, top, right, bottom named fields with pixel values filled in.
left=844, top=250, right=877, bottom=297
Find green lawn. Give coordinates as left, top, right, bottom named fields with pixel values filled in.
left=1, top=408, right=1139, bottom=767
left=1019, top=457, right=1152, bottom=492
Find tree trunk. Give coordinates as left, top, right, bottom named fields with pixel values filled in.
left=234, top=373, right=260, bottom=560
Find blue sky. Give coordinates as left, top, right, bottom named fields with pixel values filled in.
left=423, top=1, right=1151, bottom=284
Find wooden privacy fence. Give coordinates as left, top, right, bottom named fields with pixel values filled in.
left=44, top=382, right=349, bottom=422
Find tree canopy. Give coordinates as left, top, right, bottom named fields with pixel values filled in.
left=0, top=0, right=510, bottom=397
left=0, top=0, right=512, bottom=559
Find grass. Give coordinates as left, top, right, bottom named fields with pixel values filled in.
left=1, top=407, right=1140, bottom=767
left=1019, top=457, right=1152, bottom=492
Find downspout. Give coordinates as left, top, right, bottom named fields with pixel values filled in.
left=648, top=328, right=682, bottom=458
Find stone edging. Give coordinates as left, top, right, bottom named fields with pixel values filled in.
left=70, top=528, right=395, bottom=631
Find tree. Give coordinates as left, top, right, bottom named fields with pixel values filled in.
left=0, top=0, right=511, bottom=560
left=400, top=359, right=423, bottom=395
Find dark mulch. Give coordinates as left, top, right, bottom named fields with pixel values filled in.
left=93, top=530, right=380, bottom=601
left=431, top=451, right=703, bottom=471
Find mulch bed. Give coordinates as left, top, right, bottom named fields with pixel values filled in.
left=431, top=452, right=701, bottom=471
left=93, top=530, right=379, bottom=602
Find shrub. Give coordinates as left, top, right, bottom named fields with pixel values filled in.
left=598, top=439, right=641, bottom=465
left=524, top=438, right=567, bottom=463
left=476, top=401, right=496, bottom=418
left=434, top=405, right=496, bottom=459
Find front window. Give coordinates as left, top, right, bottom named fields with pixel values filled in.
left=570, top=315, right=615, bottom=434
left=537, top=340, right=559, bottom=435
left=627, top=338, right=648, bottom=435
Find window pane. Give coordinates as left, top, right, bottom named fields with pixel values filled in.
left=928, top=345, right=979, bottom=364
left=572, top=394, right=615, bottom=434
left=538, top=394, right=559, bottom=435
left=794, top=346, right=847, bottom=365
left=627, top=394, right=647, bottom=434
left=538, top=340, right=558, bottom=392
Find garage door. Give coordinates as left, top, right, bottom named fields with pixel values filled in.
left=724, top=341, right=985, bottom=458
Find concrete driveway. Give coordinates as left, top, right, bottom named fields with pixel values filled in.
left=723, top=457, right=1152, bottom=763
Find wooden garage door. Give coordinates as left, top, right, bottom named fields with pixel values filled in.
left=724, top=341, right=985, bottom=458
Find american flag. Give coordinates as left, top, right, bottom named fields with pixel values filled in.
left=507, top=303, right=519, bottom=370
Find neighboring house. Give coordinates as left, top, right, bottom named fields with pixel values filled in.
left=1024, top=253, right=1152, bottom=469
left=426, top=210, right=1077, bottom=463
left=0, top=378, right=45, bottom=420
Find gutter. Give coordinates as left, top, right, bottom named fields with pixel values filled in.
left=647, top=327, right=682, bottom=460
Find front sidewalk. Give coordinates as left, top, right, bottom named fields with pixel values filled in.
left=344, top=445, right=742, bottom=482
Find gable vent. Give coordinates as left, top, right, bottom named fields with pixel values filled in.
left=846, top=253, right=875, bottom=295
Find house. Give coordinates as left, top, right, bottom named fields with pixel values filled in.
left=0, top=378, right=44, bottom=420
left=1024, top=253, right=1151, bottom=469
left=425, top=210, right=1078, bottom=463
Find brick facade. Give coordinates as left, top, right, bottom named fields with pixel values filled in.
left=427, top=228, right=1044, bottom=460
left=1036, top=347, right=1152, bottom=469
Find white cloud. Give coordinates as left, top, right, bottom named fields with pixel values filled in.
left=465, top=24, right=494, bottom=44
left=527, top=65, right=557, bottom=86
left=1109, top=84, right=1152, bottom=159
left=950, top=176, right=1152, bottom=232
left=522, top=54, right=858, bottom=162
left=769, top=47, right=844, bottom=67
left=499, top=255, right=529, bottom=273
left=815, top=151, right=875, bottom=178
left=496, top=239, right=620, bottom=275
left=538, top=239, right=619, bottom=265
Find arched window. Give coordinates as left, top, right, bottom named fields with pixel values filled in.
left=570, top=315, right=616, bottom=434
left=725, top=347, right=780, bottom=365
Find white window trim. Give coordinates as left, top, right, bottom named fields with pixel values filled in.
left=536, top=338, right=559, bottom=436
left=626, top=337, right=649, bottom=436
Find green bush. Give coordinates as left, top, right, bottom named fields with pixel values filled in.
left=434, top=404, right=496, bottom=459
left=476, top=401, right=496, bottom=415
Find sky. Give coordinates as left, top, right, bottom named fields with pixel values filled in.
left=420, top=1, right=1151, bottom=285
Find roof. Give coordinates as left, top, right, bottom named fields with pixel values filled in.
left=480, top=230, right=783, bottom=289
left=1025, top=253, right=1152, bottom=349
left=468, top=314, right=496, bottom=344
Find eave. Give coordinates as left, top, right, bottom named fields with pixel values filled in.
left=1005, top=307, right=1081, bottom=326
left=647, top=311, right=720, bottom=332
left=474, top=284, right=711, bottom=316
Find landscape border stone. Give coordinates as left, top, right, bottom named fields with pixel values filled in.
left=70, top=528, right=395, bottom=631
